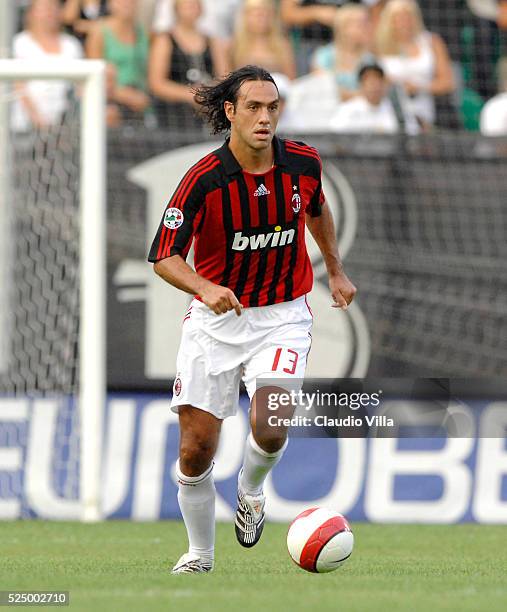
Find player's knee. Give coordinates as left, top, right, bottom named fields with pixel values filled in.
left=256, top=434, right=287, bottom=454
left=179, top=436, right=215, bottom=476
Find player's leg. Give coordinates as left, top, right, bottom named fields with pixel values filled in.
left=244, top=384, right=291, bottom=484
left=235, top=296, right=313, bottom=547
left=170, top=299, right=245, bottom=571
left=233, top=387, right=290, bottom=547
left=178, top=404, right=222, bottom=476
left=172, top=405, right=222, bottom=574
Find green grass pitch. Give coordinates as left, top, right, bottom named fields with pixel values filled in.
left=1, top=521, right=506, bottom=612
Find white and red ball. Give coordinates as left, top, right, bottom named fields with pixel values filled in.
left=287, top=507, right=354, bottom=573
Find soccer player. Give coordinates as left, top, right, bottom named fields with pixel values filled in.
left=148, top=65, right=356, bottom=574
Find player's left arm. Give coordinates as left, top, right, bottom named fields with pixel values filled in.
left=305, top=200, right=357, bottom=310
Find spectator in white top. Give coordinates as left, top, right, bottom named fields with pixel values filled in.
left=375, top=0, right=455, bottom=129
left=330, top=61, right=419, bottom=133
left=480, top=61, right=507, bottom=135
left=281, top=70, right=339, bottom=132
left=12, top=0, right=83, bottom=132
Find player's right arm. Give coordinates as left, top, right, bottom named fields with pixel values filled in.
left=148, top=156, right=242, bottom=316
left=153, top=256, right=242, bottom=316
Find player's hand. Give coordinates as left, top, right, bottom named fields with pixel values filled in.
left=329, top=272, right=357, bottom=310
left=199, top=283, right=243, bottom=316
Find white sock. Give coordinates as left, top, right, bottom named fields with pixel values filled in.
left=176, top=460, right=215, bottom=563
left=239, top=433, right=288, bottom=495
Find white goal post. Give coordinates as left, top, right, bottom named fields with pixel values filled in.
left=0, top=60, right=106, bottom=522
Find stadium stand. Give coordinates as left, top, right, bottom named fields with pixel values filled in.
left=2, top=0, right=507, bottom=386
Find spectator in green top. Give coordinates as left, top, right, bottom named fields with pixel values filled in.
left=86, top=0, right=151, bottom=123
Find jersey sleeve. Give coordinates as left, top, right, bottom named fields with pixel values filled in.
left=147, top=169, right=207, bottom=263
left=306, top=152, right=325, bottom=218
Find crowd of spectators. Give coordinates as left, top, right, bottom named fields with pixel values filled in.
left=10, top=0, right=507, bottom=136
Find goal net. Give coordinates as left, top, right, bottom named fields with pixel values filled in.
left=0, top=60, right=106, bottom=521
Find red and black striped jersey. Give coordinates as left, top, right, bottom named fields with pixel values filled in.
left=148, top=136, right=325, bottom=307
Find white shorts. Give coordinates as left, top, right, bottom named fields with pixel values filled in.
left=170, top=295, right=313, bottom=419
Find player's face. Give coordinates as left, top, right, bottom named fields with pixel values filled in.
left=226, top=81, right=280, bottom=151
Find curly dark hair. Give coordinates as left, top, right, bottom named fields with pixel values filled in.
left=193, top=65, right=279, bottom=135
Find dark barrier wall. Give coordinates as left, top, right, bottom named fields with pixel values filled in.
left=106, top=132, right=507, bottom=389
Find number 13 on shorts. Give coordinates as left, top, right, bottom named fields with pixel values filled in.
left=271, top=347, right=299, bottom=375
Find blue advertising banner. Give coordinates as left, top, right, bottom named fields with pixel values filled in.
left=0, top=394, right=506, bottom=523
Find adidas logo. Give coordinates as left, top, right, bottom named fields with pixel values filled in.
left=253, top=184, right=270, bottom=197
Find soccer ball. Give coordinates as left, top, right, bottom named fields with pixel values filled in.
left=287, top=507, right=354, bottom=573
